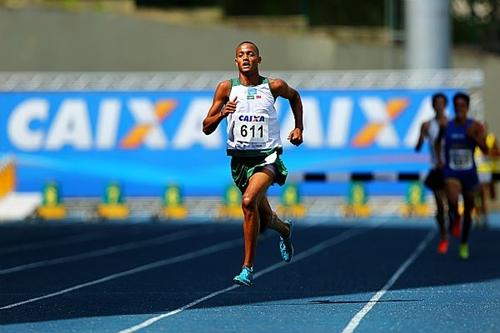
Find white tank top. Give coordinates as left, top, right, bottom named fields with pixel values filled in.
left=427, top=118, right=444, bottom=167
left=226, top=77, right=282, bottom=156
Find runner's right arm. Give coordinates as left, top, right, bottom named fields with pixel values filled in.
left=202, top=80, right=234, bottom=135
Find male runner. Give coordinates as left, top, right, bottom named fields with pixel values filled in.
left=436, top=92, right=488, bottom=260
left=202, top=41, right=304, bottom=285
left=415, top=93, right=450, bottom=253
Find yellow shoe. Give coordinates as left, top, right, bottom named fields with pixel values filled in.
left=458, top=243, right=469, bottom=260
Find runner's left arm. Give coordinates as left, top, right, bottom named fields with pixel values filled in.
left=467, top=121, right=488, bottom=154
left=270, top=78, right=303, bottom=146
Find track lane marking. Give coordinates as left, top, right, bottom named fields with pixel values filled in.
left=0, top=235, right=244, bottom=310
left=0, top=227, right=208, bottom=275
left=341, top=229, right=436, bottom=333
left=118, top=227, right=372, bottom=333
left=0, top=232, right=109, bottom=255
left=0, top=224, right=156, bottom=255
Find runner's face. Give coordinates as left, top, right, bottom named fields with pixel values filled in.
left=433, top=97, right=446, bottom=114
left=235, top=44, right=260, bottom=74
left=454, top=98, right=468, bottom=121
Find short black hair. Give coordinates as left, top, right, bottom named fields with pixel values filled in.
left=453, top=92, right=470, bottom=106
left=236, top=41, right=260, bottom=56
left=431, top=92, right=448, bottom=107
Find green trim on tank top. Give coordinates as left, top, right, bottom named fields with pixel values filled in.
left=230, top=76, right=268, bottom=87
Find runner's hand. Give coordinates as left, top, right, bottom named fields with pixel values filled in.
left=288, top=128, right=303, bottom=146
left=466, top=122, right=484, bottom=140
left=221, top=97, right=237, bottom=117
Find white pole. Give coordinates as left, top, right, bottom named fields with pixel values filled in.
left=405, top=0, right=450, bottom=69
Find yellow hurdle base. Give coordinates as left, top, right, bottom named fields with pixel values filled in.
left=37, top=205, right=67, bottom=220
left=276, top=204, right=306, bottom=218
left=400, top=204, right=431, bottom=217
left=162, top=206, right=188, bottom=219
left=343, top=204, right=371, bottom=218
left=97, top=204, right=129, bottom=219
left=217, top=205, right=243, bottom=219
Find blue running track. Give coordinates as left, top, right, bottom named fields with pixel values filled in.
left=0, top=217, right=499, bottom=333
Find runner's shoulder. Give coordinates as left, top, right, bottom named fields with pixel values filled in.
left=214, top=80, right=232, bottom=98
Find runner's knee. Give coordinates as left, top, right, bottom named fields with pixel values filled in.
left=241, top=194, right=258, bottom=211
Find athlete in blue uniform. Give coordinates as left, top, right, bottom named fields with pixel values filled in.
left=203, top=41, right=304, bottom=286
left=436, top=92, right=488, bottom=259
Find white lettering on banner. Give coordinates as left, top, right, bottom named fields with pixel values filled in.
left=45, top=100, right=92, bottom=150
left=360, top=98, right=399, bottom=147
left=96, top=99, right=121, bottom=150
left=5, top=94, right=435, bottom=151
left=281, top=97, right=323, bottom=147
left=173, top=99, right=222, bottom=148
left=128, top=99, right=167, bottom=149
left=8, top=99, right=48, bottom=151
left=328, top=98, right=353, bottom=148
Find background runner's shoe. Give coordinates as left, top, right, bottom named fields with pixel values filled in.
left=458, top=243, right=470, bottom=260
left=280, top=220, right=294, bottom=263
left=233, top=266, right=253, bottom=286
left=437, top=239, right=449, bottom=254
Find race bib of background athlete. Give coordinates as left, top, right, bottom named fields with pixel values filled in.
left=449, top=149, right=473, bottom=170
left=234, top=114, right=269, bottom=144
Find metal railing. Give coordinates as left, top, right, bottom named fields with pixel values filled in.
left=0, top=69, right=484, bottom=91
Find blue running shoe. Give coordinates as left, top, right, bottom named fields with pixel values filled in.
left=233, top=266, right=253, bottom=286
left=279, top=220, right=294, bottom=263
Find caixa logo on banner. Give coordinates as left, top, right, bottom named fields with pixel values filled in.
left=2, top=90, right=450, bottom=152
left=5, top=95, right=220, bottom=151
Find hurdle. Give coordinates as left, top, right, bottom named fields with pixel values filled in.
left=290, top=171, right=500, bottom=218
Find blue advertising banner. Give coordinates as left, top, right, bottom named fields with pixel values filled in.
left=0, top=89, right=460, bottom=196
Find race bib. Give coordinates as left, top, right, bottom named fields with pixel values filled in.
left=449, top=149, right=473, bottom=170
left=234, top=114, right=269, bottom=144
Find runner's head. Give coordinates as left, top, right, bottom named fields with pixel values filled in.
left=431, top=92, right=448, bottom=115
left=235, top=41, right=261, bottom=74
left=453, top=92, right=470, bottom=121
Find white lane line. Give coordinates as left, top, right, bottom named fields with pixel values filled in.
left=0, top=228, right=206, bottom=275
left=0, top=232, right=109, bottom=255
left=119, top=285, right=241, bottom=333
left=0, top=236, right=243, bottom=310
left=118, top=227, right=370, bottom=333
left=341, top=229, right=436, bottom=333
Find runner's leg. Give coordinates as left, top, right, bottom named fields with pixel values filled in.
left=445, top=179, right=462, bottom=237
left=462, top=190, right=476, bottom=244
left=241, top=171, right=273, bottom=268
left=258, top=196, right=290, bottom=238
left=434, top=189, right=447, bottom=239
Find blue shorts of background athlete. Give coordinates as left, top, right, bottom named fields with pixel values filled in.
left=444, top=169, right=480, bottom=192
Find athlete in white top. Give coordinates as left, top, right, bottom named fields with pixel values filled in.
left=415, top=93, right=449, bottom=254
left=203, top=41, right=304, bottom=286
left=225, top=76, right=282, bottom=154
